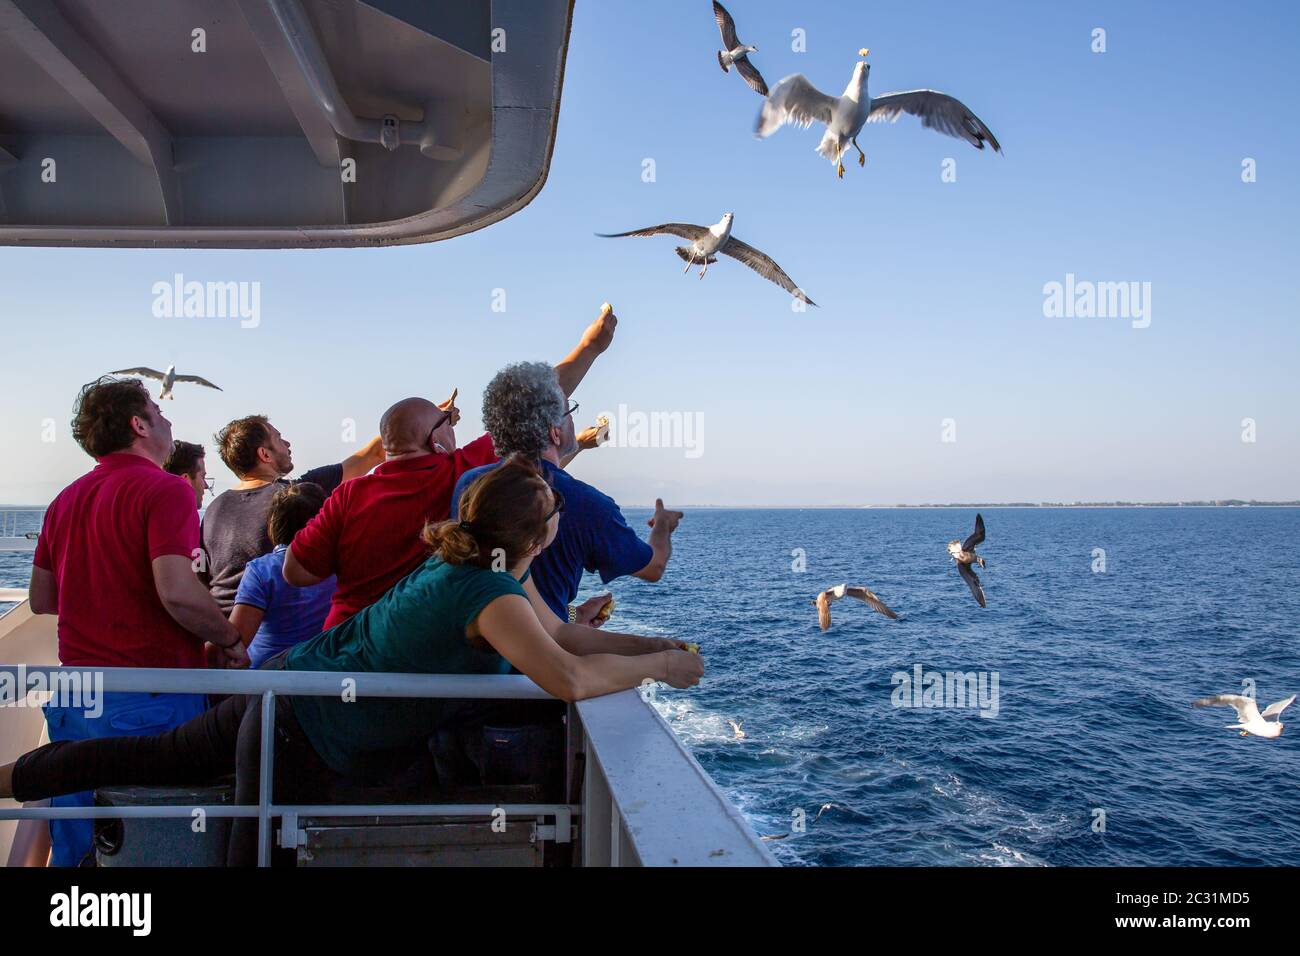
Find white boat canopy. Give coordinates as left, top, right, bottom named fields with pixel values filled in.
left=0, top=0, right=573, bottom=247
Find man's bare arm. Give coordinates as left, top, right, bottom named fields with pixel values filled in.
left=28, top=565, right=57, bottom=615
left=632, top=498, right=682, bottom=582
left=283, top=545, right=325, bottom=587
left=555, top=304, right=617, bottom=397
left=341, top=435, right=385, bottom=482
left=152, top=555, right=249, bottom=666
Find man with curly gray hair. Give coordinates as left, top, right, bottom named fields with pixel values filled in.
left=284, top=305, right=619, bottom=628
left=453, top=358, right=683, bottom=626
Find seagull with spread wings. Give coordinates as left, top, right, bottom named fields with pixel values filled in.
left=712, top=1, right=767, bottom=95
left=1193, top=693, right=1295, bottom=738
left=111, top=364, right=222, bottom=400
left=597, top=212, right=815, bottom=305
left=814, top=583, right=898, bottom=631
left=756, top=49, right=1002, bottom=178
left=947, top=513, right=987, bottom=608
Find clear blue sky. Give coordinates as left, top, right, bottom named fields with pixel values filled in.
left=2, top=0, right=1297, bottom=506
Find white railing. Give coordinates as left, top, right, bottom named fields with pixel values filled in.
left=0, top=662, right=777, bottom=867
left=577, top=691, right=777, bottom=867
left=0, top=665, right=573, bottom=866
left=0, top=510, right=41, bottom=552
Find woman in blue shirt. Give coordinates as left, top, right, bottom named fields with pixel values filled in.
left=1, top=457, right=704, bottom=865
left=231, top=482, right=335, bottom=668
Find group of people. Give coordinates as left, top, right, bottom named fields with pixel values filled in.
left=1, top=305, right=704, bottom=866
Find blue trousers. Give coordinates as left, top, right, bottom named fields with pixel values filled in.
left=42, top=691, right=207, bottom=867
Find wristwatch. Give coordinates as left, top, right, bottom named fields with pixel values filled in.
left=567, top=605, right=577, bottom=624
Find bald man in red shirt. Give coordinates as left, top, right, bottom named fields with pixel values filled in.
left=284, top=305, right=618, bottom=628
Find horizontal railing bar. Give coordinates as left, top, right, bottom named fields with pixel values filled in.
left=0, top=804, right=581, bottom=820
left=0, top=665, right=554, bottom=699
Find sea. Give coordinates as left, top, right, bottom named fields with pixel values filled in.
left=5, top=506, right=1299, bottom=866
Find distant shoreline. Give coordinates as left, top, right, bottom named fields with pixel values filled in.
left=617, top=502, right=1300, bottom=510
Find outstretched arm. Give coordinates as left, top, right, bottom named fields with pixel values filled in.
left=632, top=498, right=683, bottom=582
left=475, top=594, right=700, bottom=701
left=555, top=304, right=617, bottom=397
left=341, top=435, right=385, bottom=482
left=522, top=576, right=683, bottom=655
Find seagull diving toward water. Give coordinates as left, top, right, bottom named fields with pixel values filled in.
left=814, top=583, right=898, bottom=630
left=597, top=213, right=815, bottom=305
left=756, top=49, right=1002, bottom=178
left=1193, top=693, right=1295, bottom=738
left=112, top=364, right=222, bottom=400
left=712, top=1, right=767, bottom=95
left=947, top=514, right=987, bottom=608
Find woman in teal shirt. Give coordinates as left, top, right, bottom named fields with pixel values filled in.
left=1, top=457, right=704, bottom=865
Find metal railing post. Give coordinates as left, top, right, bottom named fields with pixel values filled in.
left=257, top=690, right=275, bottom=867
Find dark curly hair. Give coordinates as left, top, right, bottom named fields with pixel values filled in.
left=71, top=377, right=153, bottom=458
left=163, top=440, right=206, bottom=477
left=215, top=415, right=271, bottom=476
left=266, top=482, right=327, bottom=547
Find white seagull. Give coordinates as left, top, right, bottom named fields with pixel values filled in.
left=1193, top=693, right=1295, bottom=738
left=756, top=49, right=1002, bottom=178
left=112, top=364, right=222, bottom=400
left=814, top=583, right=898, bottom=631
left=712, top=1, right=767, bottom=96
left=597, top=212, right=815, bottom=305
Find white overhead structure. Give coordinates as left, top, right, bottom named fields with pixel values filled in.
left=0, top=0, right=573, bottom=247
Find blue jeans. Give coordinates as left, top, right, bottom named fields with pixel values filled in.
left=42, top=692, right=207, bottom=867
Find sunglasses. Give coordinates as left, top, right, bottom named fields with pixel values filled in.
left=426, top=407, right=454, bottom=448
left=543, top=487, right=565, bottom=522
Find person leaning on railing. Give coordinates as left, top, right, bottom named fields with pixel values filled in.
left=0, top=456, right=703, bottom=867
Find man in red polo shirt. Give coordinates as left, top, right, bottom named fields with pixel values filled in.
left=284, top=304, right=619, bottom=628
left=29, top=376, right=247, bottom=865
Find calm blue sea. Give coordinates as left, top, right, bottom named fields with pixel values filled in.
left=599, top=507, right=1300, bottom=866
left=5, top=507, right=1298, bottom=866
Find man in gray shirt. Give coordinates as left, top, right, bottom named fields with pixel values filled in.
left=200, top=415, right=384, bottom=612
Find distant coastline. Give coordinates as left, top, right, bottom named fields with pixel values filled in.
left=627, top=501, right=1300, bottom=510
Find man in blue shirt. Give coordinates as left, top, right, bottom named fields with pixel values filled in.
left=451, top=361, right=683, bottom=625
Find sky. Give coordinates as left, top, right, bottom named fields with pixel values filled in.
left=1, top=0, right=1297, bottom=506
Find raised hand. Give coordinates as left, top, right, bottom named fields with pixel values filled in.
left=580, top=303, right=618, bottom=355
left=647, top=498, right=683, bottom=534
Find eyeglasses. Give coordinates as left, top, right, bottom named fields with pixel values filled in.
left=543, top=487, right=565, bottom=522
left=565, top=400, right=579, bottom=419
left=202, top=478, right=214, bottom=491
left=426, top=408, right=453, bottom=449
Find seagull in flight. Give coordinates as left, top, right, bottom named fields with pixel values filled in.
left=814, top=584, right=898, bottom=630
left=112, top=364, right=222, bottom=400
left=712, top=1, right=767, bottom=95
left=597, top=212, right=815, bottom=305
left=1193, top=693, right=1295, bottom=738
left=947, top=514, right=987, bottom=607
left=756, top=49, right=1002, bottom=178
